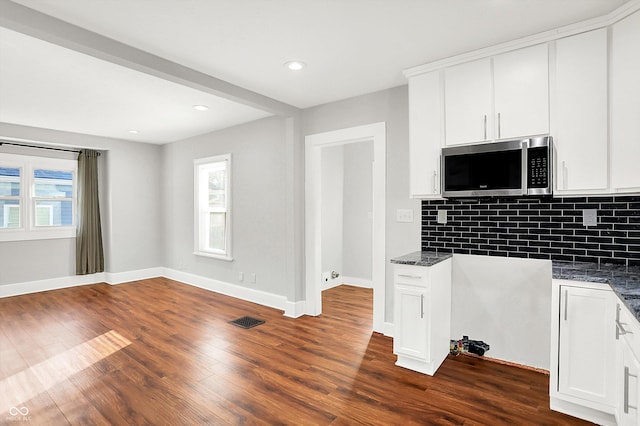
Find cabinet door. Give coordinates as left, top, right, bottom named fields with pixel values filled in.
left=611, top=10, right=640, bottom=192
left=408, top=71, right=443, bottom=197
left=394, top=285, right=429, bottom=361
left=554, top=29, right=608, bottom=193
left=444, top=58, right=492, bottom=145
left=616, top=302, right=640, bottom=426
left=618, top=339, right=640, bottom=426
left=558, top=286, right=616, bottom=406
left=493, top=44, right=549, bottom=140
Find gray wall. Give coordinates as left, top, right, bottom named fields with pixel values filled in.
left=321, top=145, right=344, bottom=278
left=302, top=85, right=421, bottom=322
left=0, top=123, right=163, bottom=285
left=161, top=116, right=291, bottom=298
left=342, top=141, right=373, bottom=281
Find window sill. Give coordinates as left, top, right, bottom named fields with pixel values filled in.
left=0, top=228, right=76, bottom=242
left=193, top=251, right=233, bottom=262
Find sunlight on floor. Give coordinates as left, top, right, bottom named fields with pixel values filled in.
left=1, top=330, right=131, bottom=410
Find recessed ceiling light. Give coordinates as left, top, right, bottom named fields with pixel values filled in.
left=128, top=130, right=139, bottom=134
left=284, top=61, right=306, bottom=71
left=193, top=105, right=209, bottom=111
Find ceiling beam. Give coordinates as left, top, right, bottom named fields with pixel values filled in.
left=0, top=0, right=299, bottom=117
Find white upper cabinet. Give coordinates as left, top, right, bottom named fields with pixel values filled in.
left=554, top=28, right=608, bottom=193
left=444, top=44, right=549, bottom=146
left=408, top=70, right=443, bottom=198
left=611, top=10, right=640, bottom=192
left=494, top=44, right=549, bottom=140
left=444, top=58, right=492, bottom=145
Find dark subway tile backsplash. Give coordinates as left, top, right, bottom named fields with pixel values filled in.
left=421, top=195, right=640, bottom=267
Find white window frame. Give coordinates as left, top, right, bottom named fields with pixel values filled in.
left=0, top=153, right=77, bottom=242
left=193, top=154, right=232, bottom=261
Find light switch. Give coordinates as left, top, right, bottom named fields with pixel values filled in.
left=396, top=209, right=414, bottom=223
left=582, top=209, right=597, bottom=227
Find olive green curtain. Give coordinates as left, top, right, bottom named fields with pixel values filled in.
left=76, top=149, right=104, bottom=275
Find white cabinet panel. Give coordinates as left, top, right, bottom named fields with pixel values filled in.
left=558, top=285, right=616, bottom=406
left=394, top=285, right=429, bottom=360
left=444, top=44, right=549, bottom=146
left=444, top=58, right=492, bottom=145
left=393, top=260, right=452, bottom=376
left=554, top=29, right=608, bottom=193
left=617, top=301, right=640, bottom=426
left=618, top=344, right=640, bottom=426
left=494, top=43, right=549, bottom=140
left=611, top=10, right=640, bottom=192
left=408, top=71, right=443, bottom=198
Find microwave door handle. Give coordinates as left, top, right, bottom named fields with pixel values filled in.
left=522, top=140, right=529, bottom=195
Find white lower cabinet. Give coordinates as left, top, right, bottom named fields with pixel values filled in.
left=616, top=302, right=640, bottom=426
left=550, top=280, right=618, bottom=425
left=393, top=259, right=452, bottom=376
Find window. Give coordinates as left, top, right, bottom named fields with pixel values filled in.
left=0, top=153, right=77, bottom=241
left=194, top=154, right=232, bottom=260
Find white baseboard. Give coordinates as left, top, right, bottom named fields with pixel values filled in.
left=0, top=272, right=106, bottom=298
left=381, top=321, right=395, bottom=337
left=283, top=299, right=307, bottom=318
left=0, top=267, right=308, bottom=320
left=162, top=268, right=290, bottom=314
left=106, top=267, right=164, bottom=285
left=340, top=276, right=373, bottom=289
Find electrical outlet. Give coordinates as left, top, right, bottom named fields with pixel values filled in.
left=249, top=273, right=256, bottom=283
left=583, top=209, right=597, bottom=227
left=437, top=210, right=448, bottom=224
left=238, top=272, right=244, bottom=282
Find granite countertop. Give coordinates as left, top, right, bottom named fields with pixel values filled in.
left=552, top=261, right=640, bottom=322
left=390, top=251, right=640, bottom=322
left=390, top=251, right=452, bottom=267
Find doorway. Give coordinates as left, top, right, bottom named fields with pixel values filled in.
left=304, top=122, right=386, bottom=333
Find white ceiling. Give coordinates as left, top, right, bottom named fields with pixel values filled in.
left=0, top=0, right=631, bottom=144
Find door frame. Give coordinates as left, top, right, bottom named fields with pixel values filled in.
left=304, top=122, right=386, bottom=333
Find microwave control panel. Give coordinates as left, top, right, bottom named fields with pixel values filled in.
left=527, top=146, right=549, bottom=188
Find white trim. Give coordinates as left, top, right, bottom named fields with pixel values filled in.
left=0, top=153, right=77, bottom=241
left=0, top=273, right=105, bottom=298
left=403, top=0, right=640, bottom=77
left=305, top=122, right=386, bottom=334
left=163, top=267, right=289, bottom=314
left=193, top=153, right=232, bottom=260
left=283, top=299, right=306, bottom=318
left=339, top=276, right=373, bottom=289
left=382, top=321, right=395, bottom=338
left=105, top=267, right=164, bottom=285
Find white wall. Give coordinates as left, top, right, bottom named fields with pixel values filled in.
left=321, top=145, right=344, bottom=281
left=302, top=85, right=420, bottom=322
left=161, top=116, right=291, bottom=298
left=0, top=123, right=163, bottom=286
left=342, top=141, right=373, bottom=282
left=451, top=254, right=552, bottom=370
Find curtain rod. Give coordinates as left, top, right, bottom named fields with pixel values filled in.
left=0, top=141, right=100, bottom=155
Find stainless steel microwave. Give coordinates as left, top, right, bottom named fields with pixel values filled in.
left=441, top=136, right=553, bottom=198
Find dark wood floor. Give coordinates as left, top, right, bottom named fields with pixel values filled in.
left=0, top=278, right=591, bottom=425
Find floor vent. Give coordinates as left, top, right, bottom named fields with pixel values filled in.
left=229, top=316, right=265, bottom=329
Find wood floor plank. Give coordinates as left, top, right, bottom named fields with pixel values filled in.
left=0, top=280, right=593, bottom=425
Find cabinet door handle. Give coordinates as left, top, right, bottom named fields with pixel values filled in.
left=624, top=366, right=638, bottom=414
left=432, top=170, right=438, bottom=193
left=398, top=274, right=422, bottom=279
left=420, top=294, right=424, bottom=319
left=562, top=161, right=568, bottom=190
left=483, top=115, right=487, bottom=140
left=617, top=319, right=632, bottom=336
left=563, top=289, right=568, bottom=321
left=497, top=112, right=501, bottom=139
